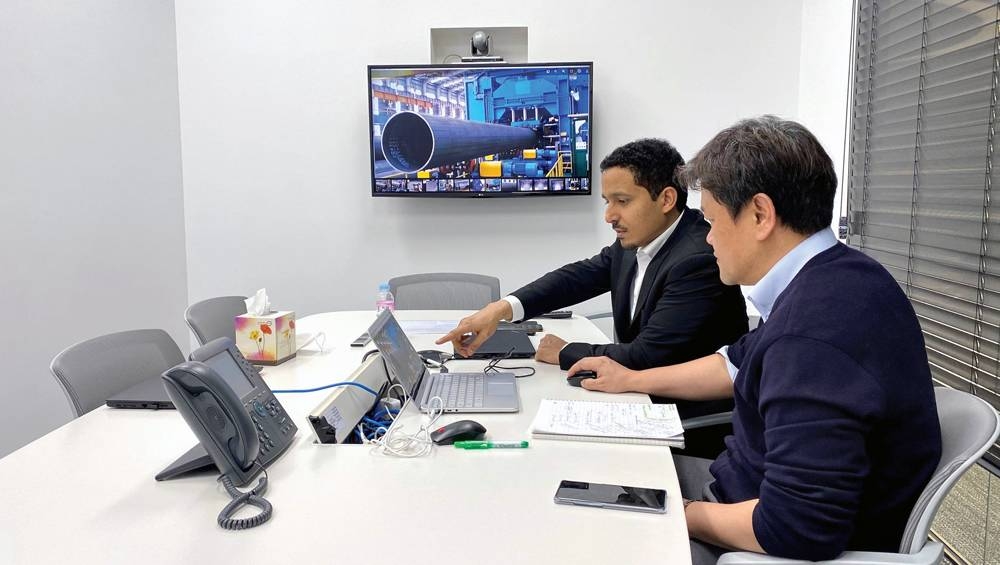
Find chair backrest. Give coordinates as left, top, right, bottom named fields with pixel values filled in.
left=184, top=295, right=247, bottom=345
left=388, top=273, right=500, bottom=310
left=586, top=311, right=617, bottom=343
left=899, top=387, right=1000, bottom=554
left=49, top=329, right=185, bottom=417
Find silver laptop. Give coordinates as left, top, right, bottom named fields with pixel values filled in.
left=368, top=310, right=520, bottom=413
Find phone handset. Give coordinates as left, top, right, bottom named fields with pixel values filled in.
left=162, top=361, right=272, bottom=529
left=162, top=362, right=259, bottom=478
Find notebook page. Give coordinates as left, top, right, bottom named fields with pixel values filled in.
left=530, top=399, right=683, bottom=440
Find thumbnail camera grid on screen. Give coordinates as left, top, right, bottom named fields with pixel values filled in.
left=368, top=62, right=592, bottom=197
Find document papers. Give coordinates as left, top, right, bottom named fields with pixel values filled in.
left=398, top=320, right=460, bottom=335
left=529, top=399, right=685, bottom=448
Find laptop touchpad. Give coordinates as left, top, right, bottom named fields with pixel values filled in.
left=488, top=383, right=515, bottom=396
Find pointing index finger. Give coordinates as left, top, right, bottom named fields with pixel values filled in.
left=435, top=327, right=463, bottom=345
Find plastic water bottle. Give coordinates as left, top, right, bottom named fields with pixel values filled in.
left=376, top=282, right=395, bottom=313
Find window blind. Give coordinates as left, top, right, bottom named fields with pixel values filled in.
left=848, top=0, right=1000, bottom=469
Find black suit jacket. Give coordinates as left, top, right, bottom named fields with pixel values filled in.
left=511, top=209, right=749, bottom=373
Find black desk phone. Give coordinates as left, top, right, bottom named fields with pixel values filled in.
left=161, top=337, right=296, bottom=487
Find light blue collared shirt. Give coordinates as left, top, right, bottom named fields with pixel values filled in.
left=718, top=229, right=839, bottom=380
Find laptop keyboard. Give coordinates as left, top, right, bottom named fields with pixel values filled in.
left=428, top=373, right=485, bottom=408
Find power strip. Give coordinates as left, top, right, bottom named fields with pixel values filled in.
left=307, top=354, right=389, bottom=444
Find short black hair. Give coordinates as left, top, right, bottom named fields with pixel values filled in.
left=680, top=116, right=836, bottom=235
left=600, top=138, right=687, bottom=210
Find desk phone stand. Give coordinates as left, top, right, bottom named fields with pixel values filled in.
left=155, top=444, right=217, bottom=481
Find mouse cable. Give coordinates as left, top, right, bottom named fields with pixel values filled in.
left=271, top=381, right=379, bottom=395
left=217, top=463, right=272, bottom=530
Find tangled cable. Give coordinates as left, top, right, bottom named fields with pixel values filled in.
left=362, top=384, right=443, bottom=458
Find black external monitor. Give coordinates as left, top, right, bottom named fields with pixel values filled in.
left=368, top=62, right=593, bottom=198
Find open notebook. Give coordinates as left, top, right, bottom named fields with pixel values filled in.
left=529, top=399, right=684, bottom=448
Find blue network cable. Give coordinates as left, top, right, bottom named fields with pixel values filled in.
left=272, top=381, right=400, bottom=443
left=271, top=381, right=380, bottom=396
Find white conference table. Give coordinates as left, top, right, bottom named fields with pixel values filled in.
left=0, top=311, right=690, bottom=564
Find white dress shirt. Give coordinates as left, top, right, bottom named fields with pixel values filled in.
left=718, top=229, right=839, bottom=380
left=630, top=210, right=682, bottom=319
left=504, top=211, right=684, bottom=322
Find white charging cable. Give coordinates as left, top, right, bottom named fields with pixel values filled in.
left=296, top=331, right=327, bottom=353
left=365, top=384, right=443, bottom=458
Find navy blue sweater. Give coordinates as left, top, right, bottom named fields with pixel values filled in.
left=709, top=243, right=941, bottom=560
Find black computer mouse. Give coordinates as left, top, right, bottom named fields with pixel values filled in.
left=567, top=370, right=598, bottom=387
left=430, top=420, right=487, bottom=445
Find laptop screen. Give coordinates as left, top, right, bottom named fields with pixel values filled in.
left=368, top=310, right=428, bottom=397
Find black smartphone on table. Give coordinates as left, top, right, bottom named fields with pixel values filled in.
left=554, top=480, right=667, bottom=514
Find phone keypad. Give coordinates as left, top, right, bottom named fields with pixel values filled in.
left=246, top=391, right=296, bottom=460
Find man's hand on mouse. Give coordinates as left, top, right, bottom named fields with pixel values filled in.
left=534, top=334, right=567, bottom=364
left=436, top=300, right=512, bottom=358
left=568, top=356, right=638, bottom=394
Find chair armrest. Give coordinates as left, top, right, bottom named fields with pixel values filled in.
left=717, top=541, right=942, bottom=565
left=717, top=553, right=810, bottom=565
left=681, top=411, right=733, bottom=430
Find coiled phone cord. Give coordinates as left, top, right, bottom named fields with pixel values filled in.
left=217, top=464, right=272, bottom=530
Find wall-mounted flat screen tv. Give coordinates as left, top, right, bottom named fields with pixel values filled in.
left=368, top=62, right=592, bottom=197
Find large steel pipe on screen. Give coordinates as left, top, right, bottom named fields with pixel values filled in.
left=381, top=111, right=537, bottom=173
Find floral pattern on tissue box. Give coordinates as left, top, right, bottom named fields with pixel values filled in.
left=235, top=311, right=296, bottom=365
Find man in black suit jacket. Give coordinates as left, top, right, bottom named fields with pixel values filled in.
left=439, top=139, right=748, bottom=376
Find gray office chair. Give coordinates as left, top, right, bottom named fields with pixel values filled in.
left=388, top=273, right=500, bottom=310
left=49, top=329, right=185, bottom=418
left=716, top=386, right=1000, bottom=565
left=184, top=295, right=247, bottom=345
left=586, top=311, right=617, bottom=343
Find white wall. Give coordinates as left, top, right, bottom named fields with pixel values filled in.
left=0, top=1, right=188, bottom=457
left=799, top=0, right=856, bottom=232
left=174, top=0, right=806, bottom=320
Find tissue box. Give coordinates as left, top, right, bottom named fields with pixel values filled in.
left=235, top=311, right=296, bottom=365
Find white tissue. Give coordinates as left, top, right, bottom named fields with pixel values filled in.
left=245, top=288, right=271, bottom=316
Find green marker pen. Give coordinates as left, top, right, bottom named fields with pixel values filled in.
left=454, top=440, right=529, bottom=449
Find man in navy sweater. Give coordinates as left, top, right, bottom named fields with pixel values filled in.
left=568, top=116, right=942, bottom=563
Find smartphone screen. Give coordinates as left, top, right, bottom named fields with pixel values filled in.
left=554, top=480, right=667, bottom=514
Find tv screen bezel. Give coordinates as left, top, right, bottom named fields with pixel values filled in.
left=367, top=61, right=594, bottom=199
